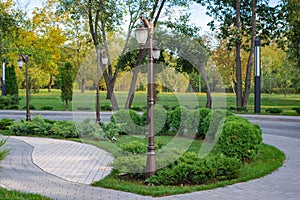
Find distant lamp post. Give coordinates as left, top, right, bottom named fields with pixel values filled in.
left=96, top=49, right=108, bottom=124
left=2, top=58, right=6, bottom=96
left=18, top=54, right=31, bottom=121
left=254, top=38, right=261, bottom=113
left=135, top=17, right=160, bottom=178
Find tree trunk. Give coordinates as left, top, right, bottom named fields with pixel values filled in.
left=242, top=0, right=257, bottom=110
left=65, top=99, right=69, bottom=111
left=235, top=0, right=243, bottom=111
left=199, top=60, right=212, bottom=109
left=47, top=73, right=53, bottom=92
left=81, top=78, right=85, bottom=93
left=124, top=49, right=147, bottom=109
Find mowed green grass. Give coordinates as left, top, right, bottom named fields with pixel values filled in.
left=17, top=89, right=300, bottom=115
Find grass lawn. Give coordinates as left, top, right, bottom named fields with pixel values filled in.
left=77, top=135, right=285, bottom=197
left=16, top=89, right=300, bottom=115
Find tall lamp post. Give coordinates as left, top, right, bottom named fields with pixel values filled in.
left=96, top=50, right=108, bottom=124
left=18, top=54, right=31, bottom=121
left=254, top=38, right=261, bottom=113
left=2, top=58, right=6, bottom=96
left=135, top=17, right=160, bottom=178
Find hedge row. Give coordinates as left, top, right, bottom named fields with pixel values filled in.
left=110, top=107, right=234, bottom=139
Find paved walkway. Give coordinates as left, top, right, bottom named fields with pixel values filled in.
left=0, top=116, right=300, bottom=199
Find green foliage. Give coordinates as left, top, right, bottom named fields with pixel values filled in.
left=9, top=116, right=78, bottom=138
left=216, top=120, right=263, bottom=161
left=292, top=107, right=300, bottom=114
left=0, top=96, right=12, bottom=106
left=201, top=109, right=233, bottom=141
left=118, top=140, right=147, bottom=155
left=146, top=152, right=241, bottom=186
left=266, top=108, right=283, bottom=114
left=167, top=106, right=198, bottom=136
left=110, top=109, right=143, bottom=135
left=5, top=65, right=19, bottom=103
left=40, top=106, right=53, bottom=110
left=49, top=121, right=78, bottom=138
left=77, top=118, right=105, bottom=141
left=0, top=118, right=14, bottom=130
left=59, top=62, right=73, bottom=110
left=111, top=154, right=147, bottom=179
left=0, top=138, right=8, bottom=161
left=140, top=106, right=169, bottom=135
left=197, top=108, right=211, bottom=138
left=102, top=122, right=122, bottom=140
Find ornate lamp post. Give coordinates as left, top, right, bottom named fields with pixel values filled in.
left=96, top=49, right=108, bottom=124
left=135, top=17, right=160, bottom=178
left=17, top=54, right=31, bottom=121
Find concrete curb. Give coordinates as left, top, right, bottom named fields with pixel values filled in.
left=238, top=114, right=300, bottom=123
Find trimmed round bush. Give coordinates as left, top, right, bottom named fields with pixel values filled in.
left=77, top=118, right=106, bottom=141
left=201, top=109, right=233, bottom=141
left=140, top=106, right=169, bottom=135
left=110, top=109, right=143, bottom=135
left=215, top=120, right=263, bottom=161
left=167, top=106, right=198, bottom=136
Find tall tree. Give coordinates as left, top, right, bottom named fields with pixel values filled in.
left=197, top=0, right=275, bottom=110
left=59, top=62, right=73, bottom=110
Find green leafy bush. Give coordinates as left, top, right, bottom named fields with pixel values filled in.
left=23, top=104, right=36, bottom=110
left=215, top=120, right=263, bottom=161
left=118, top=140, right=147, bottom=155
left=10, top=116, right=51, bottom=136
left=102, top=122, right=122, bottom=140
left=201, top=109, right=233, bottom=141
left=197, top=108, right=211, bottom=138
left=49, top=121, right=78, bottom=138
left=266, top=108, right=282, bottom=114
left=0, top=118, right=14, bottom=130
left=100, top=104, right=112, bottom=111
left=292, top=107, right=300, bottom=114
left=41, top=106, right=53, bottom=110
left=0, top=138, right=8, bottom=161
left=140, top=106, right=169, bottom=135
left=77, top=118, right=105, bottom=140
left=0, top=96, right=12, bottom=107
left=111, top=154, right=147, bottom=179
left=110, top=109, right=143, bottom=135
left=167, top=106, right=198, bottom=136
left=146, top=152, right=241, bottom=186
left=5, top=105, right=18, bottom=110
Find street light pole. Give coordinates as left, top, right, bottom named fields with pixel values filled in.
left=96, top=49, right=108, bottom=125
left=18, top=54, right=31, bottom=121
left=135, top=17, right=157, bottom=178
left=254, top=38, right=261, bottom=113
left=2, top=58, right=6, bottom=96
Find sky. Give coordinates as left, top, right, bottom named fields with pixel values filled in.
left=15, top=0, right=280, bottom=35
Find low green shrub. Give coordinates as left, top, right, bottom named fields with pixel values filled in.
left=140, top=106, right=169, bottom=135
left=118, top=140, right=147, bottom=155
left=102, top=122, right=122, bottom=140
left=10, top=116, right=51, bottom=136
left=110, top=109, right=143, bottom=135
left=49, top=121, right=78, bottom=138
left=77, top=118, right=105, bottom=140
left=266, top=108, right=282, bottom=114
left=146, top=152, right=241, bottom=186
left=215, top=120, right=262, bottom=161
left=40, top=106, right=53, bottom=110
left=0, top=138, right=8, bottom=161
left=292, top=107, right=300, bottom=114
left=23, top=104, right=36, bottom=110
left=5, top=105, right=18, bottom=110
left=0, top=118, right=14, bottom=130
left=0, top=96, right=12, bottom=106
left=167, top=106, right=198, bottom=137
left=202, top=109, right=233, bottom=141
left=197, top=108, right=211, bottom=138
left=100, top=104, right=112, bottom=111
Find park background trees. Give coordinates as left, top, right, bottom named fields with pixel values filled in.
left=0, top=0, right=299, bottom=110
